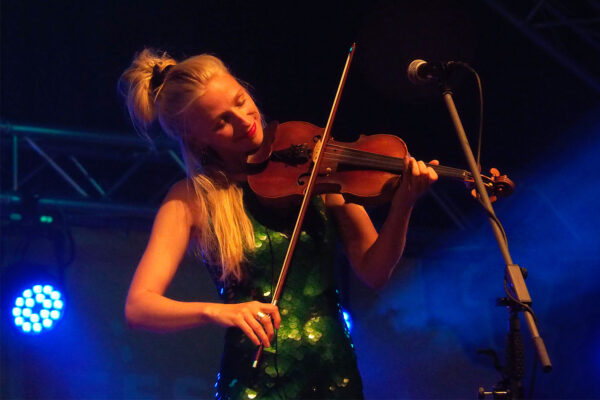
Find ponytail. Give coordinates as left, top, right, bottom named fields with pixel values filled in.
left=118, top=49, right=176, bottom=139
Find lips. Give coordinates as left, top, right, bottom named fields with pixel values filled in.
left=247, top=122, right=257, bottom=138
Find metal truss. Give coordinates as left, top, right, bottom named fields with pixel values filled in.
left=1, top=122, right=474, bottom=232
left=484, top=0, right=600, bottom=94
left=1, top=123, right=186, bottom=226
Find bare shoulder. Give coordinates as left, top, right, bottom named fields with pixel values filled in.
left=161, top=179, right=203, bottom=228
left=165, top=179, right=195, bottom=201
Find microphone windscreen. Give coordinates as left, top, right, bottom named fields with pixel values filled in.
left=407, top=59, right=427, bottom=85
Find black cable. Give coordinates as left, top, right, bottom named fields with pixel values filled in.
left=456, top=60, right=542, bottom=400
left=503, top=279, right=538, bottom=326
left=454, top=62, right=509, bottom=249
left=477, top=196, right=509, bottom=248
left=455, top=61, right=484, bottom=167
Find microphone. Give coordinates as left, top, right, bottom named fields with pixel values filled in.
left=407, top=59, right=455, bottom=85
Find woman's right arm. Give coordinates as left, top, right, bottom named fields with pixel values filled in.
left=124, top=181, right=280, bottom=347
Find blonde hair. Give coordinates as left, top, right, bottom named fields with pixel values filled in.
left=119, top=49, right=255, bottom=282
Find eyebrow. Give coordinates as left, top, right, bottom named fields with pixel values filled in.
left=212, top=89, right=246, bottom=127
left=234, top=89, right=245, bottom=102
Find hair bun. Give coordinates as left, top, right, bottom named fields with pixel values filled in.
left=150, top=64, right=174, bottom=93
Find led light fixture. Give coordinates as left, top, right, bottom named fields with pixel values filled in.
left=12, top=284, right=64, bottom=334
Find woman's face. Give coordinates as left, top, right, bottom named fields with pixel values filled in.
left=187, top=73, right=263, bottom=167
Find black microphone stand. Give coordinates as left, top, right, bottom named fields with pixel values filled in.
left=434, top=65, right=552, bottom=399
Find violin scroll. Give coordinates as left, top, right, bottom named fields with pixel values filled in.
left=469, top=167, right=515, bottom=203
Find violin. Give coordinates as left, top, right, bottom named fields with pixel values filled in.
left=246, top=121, right=514, bottom=206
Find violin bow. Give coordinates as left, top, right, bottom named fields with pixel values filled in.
left=252, top=43, right=356, bottom=368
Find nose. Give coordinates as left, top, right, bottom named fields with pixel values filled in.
left=231, top=109, right=252, bottom=128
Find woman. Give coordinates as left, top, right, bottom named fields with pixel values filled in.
left=119, top=49, right=438, bottom=399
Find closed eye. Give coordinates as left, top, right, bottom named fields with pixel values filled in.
left=214, top=118, right=226, bottom=131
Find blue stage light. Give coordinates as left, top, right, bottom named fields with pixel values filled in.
left=11, top=284, right=64, bottom=334
left=342, top=309, right=353, bottom=332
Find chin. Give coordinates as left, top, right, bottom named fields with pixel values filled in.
left=251, top=129, right=264, bottom=147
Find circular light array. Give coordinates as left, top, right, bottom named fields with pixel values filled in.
left=12, top=284, right=63, bottom=334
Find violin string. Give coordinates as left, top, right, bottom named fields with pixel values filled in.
left=322, top=153, right=401, bottom=171
left=325, top=143, right=402, bottom=165
left=324, top=143, right=468, bottom=176
left=328, top=151, right=470, bottom=178
left=316, top=141, right=471, bottom=178
left=321, top=152, right=467, bottom=177
left=323, top=145, right=406, bottom=171
left=323, top=154, right=399, bottom=170
left=320, top=154, right=468, bottom=179
left=321, top=146, right=470, bottom=179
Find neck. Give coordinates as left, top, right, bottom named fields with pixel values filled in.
left=207, top=151, right=250, bottom=183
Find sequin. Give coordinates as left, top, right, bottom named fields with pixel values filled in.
left=288, top=316, right=299, bottom=328
left=304, top=317, right=324, bottom=343
left=210, top=187, right=364, bottom=399
left=287, top=328, right=301, bottom=341
left=264, top=365, right=277, bottom=377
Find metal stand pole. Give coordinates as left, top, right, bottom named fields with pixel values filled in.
left=437, top=74, right=551, bottom=398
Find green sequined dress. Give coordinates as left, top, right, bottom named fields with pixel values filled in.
left=209, top=186, right=364, bottom=399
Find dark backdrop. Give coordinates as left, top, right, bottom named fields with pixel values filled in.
left=2, top=1, right=600, bottom=399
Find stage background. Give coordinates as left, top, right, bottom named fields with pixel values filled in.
left=2, top=1, right=599, bottom=398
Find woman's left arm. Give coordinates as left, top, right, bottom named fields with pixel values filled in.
left=326, top=157, right=438, bottom=289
